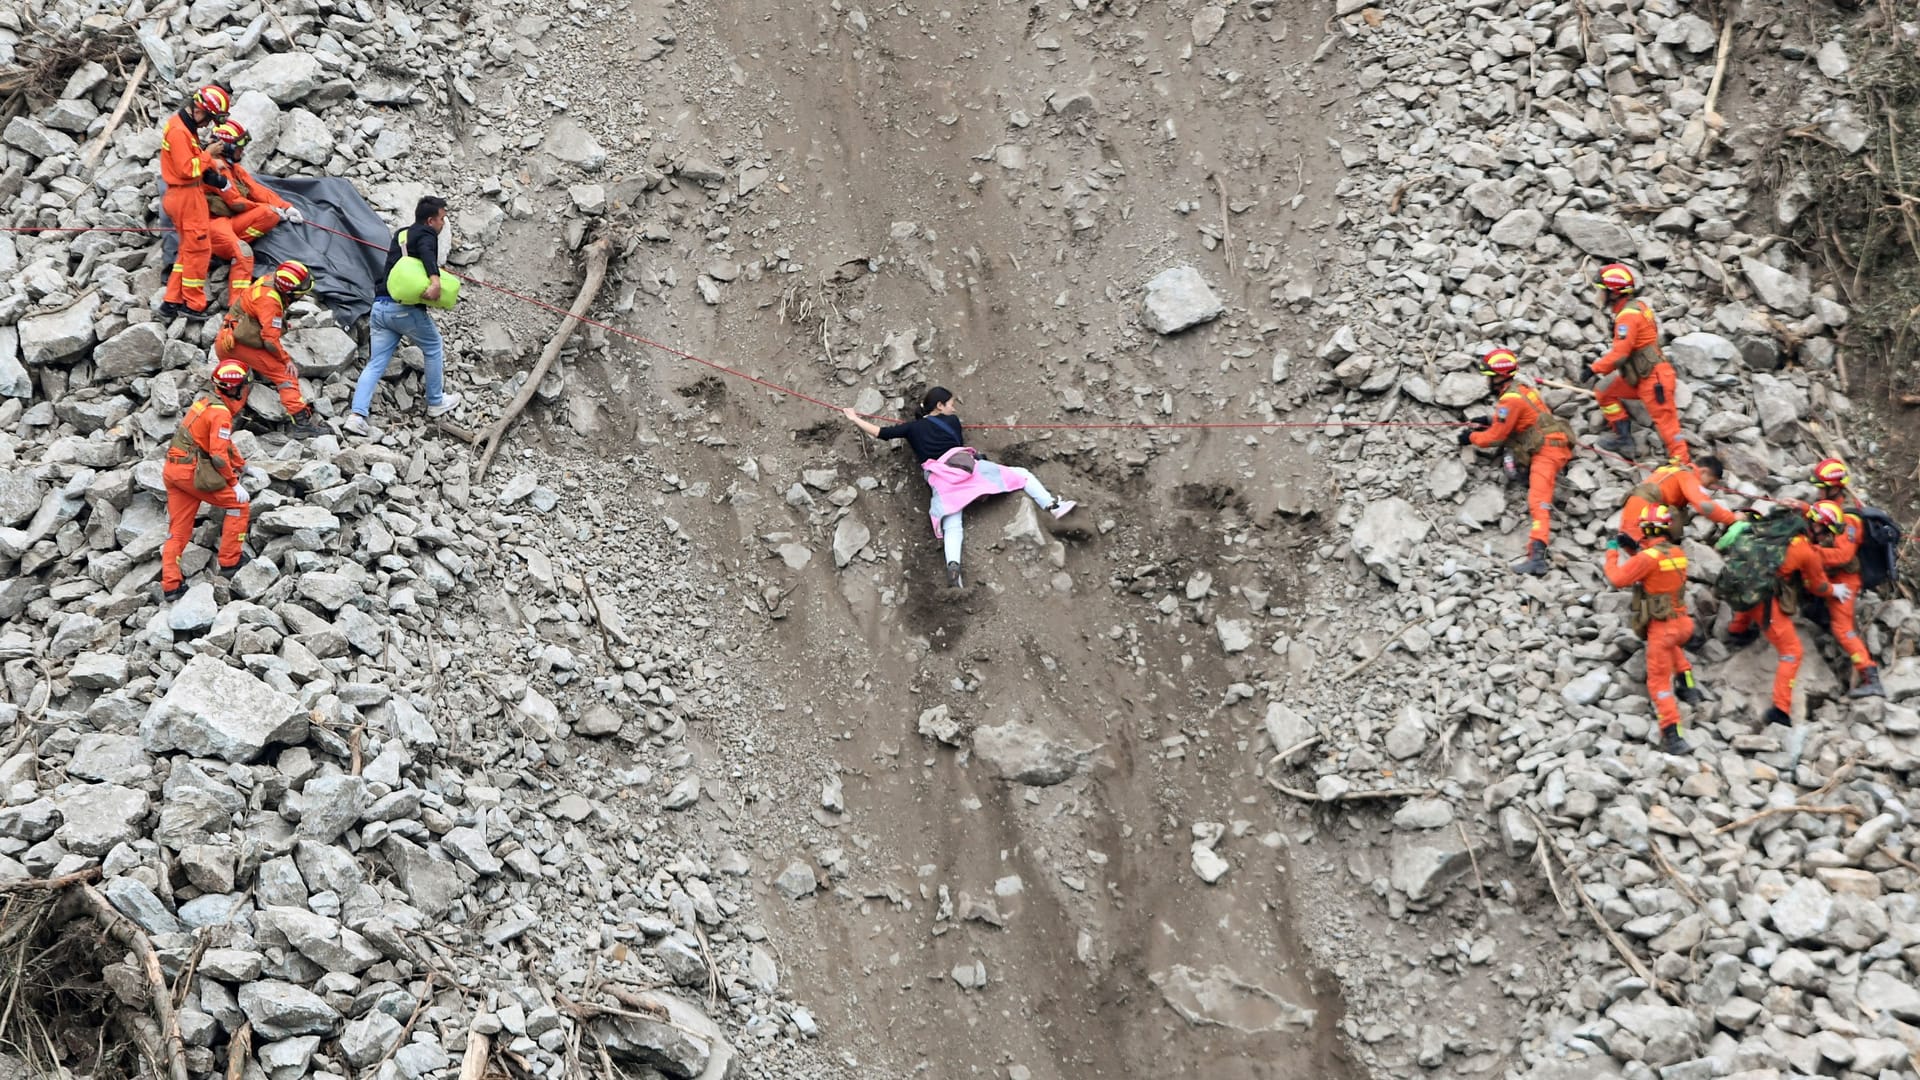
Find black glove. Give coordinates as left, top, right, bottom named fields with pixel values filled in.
left=1469, top=415, right=1491, bottom=430
left=205, top=170, right=228, bottom=190
left=1578, top=365, right=1598, bottom=385
left=1615, top=532, right=1640, bottom=554
left=1457, top=429, right=1474, bottom=446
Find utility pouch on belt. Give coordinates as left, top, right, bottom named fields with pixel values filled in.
left=1630, top=587, right=1676, bottom=639
left=206, top=191, right=233, bottom=217
left=1621, top=344, right=1662, bottom=385
left=170, top=426, right=227, bottom=493
left=229, top=308, right=265, bottom=349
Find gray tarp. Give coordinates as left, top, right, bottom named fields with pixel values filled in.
left=159, top=174, right=391, bottom=328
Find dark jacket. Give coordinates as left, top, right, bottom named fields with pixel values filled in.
left=877, top=414, right=965, bottom=463
left=375, top=224, right=440, bottom=302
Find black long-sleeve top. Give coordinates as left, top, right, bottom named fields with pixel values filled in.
left=375, top=224, right=440, bottom=302
left=877, top=414, right=965, bottom=463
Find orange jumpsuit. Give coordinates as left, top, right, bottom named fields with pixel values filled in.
left=215, top=279, right=308, bottom=416
left=1728, top=536, right=1838, bottom=713
left=1605, top=540, right=1694, bottom=733
left=1815, top=507, right=1875, bottom=675
left=1593, top=298, right=1688, bottom=463
left=1618, top=463, right=1738, bottom=541
left=162, top=397, right=250, bottom=591
left=1469, top=382, right=1573, bottom=544
left=207, top=162, right=292, bottom=290
left=159, top=111, right=222, bottom=311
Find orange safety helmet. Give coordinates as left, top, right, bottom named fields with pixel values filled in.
left=1594, top=263, right=1638, bottom=296
left=1805, top=499, right=1846, bottom=535
left=194, top=85, right=232, bottom=118
left=212, top=360, right=250, bottom=399
left=1638, top=503, right=1677, bottom=537
left=1811, top=457, right=1850, bottom=490
left=1479, top=347, right=1520, bottom=379
left=270, top=260, right=314, bottom=296
left=209, top=120, right=250, bottom=150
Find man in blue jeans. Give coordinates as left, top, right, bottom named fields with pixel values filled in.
left=343, top=196, right=463, bottom=436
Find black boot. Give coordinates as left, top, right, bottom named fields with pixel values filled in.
left=1661, top=728, right=1691, bottom=755
left=1598, top=419, right=1635, bottom=458
left=162, top=583, right=186, bottom=602
left=1513, top=539, right=1550, bottom=576
left=1850, top=666, right=1886, bottom=699
left=1763, top=705, right=1792, bottom=727
left=285, top=409, right=329, bottom=438
left=1674, top=670, right=1704, bottom=704
left=1726, top=626, right=1759, bottom=649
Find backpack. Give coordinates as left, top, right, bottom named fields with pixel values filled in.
left=1856, top=506, right=1904, bottom=590
left=1712, top=513, right=1807, bottom=611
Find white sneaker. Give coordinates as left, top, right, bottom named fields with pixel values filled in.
left=342, top=413, right=371, bottom=437
left=1049, top=500, right=1077, bottom=520
left=425, top=391, right=463, bottom=418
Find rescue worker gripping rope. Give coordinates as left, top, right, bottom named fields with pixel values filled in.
left=158, top=84, right=231, bottom=320
left=1606, top=505, right=1699, bottom=755
left=1809, top=459, right=1886, bottom=698
left=161, top=362, right=266, bottom=599
left=1618, top=455, right=1741, bottom=541
left=1460, top=347, right=1573, bottom=576
left=205, top=120, right=303, bottom=294
left=1585, top=263, right=1688, bottom=464
left=215, top=260, right=329, bottom=437
left=1725, top=501, right=1851, bottom=726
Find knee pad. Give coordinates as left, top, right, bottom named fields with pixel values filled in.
left=235, top=240, right=253, bottom=261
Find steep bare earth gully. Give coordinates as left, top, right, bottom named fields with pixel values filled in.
left=466, top=0, right=1555, bottom=1075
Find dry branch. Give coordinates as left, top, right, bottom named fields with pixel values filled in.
left=78, top=884, right=188, bottom=1080
left=1712, top=803, right=1862, bottom=835
left=1525, top=818, right=1679, bottom=1003
left=0, top=867, right=101, bottom=892
left=474, top=237, right=613, bottom=480
left=79, top=55, right=147, bottom=175
left=1264, top=777, right=1437, bottom=803
left=459, top=1031, right=490, bottom=1080
left=225, top=1023, right=251, bottom=1080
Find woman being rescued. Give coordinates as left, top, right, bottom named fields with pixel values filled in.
left=843, top=387, right=1076, bottom=588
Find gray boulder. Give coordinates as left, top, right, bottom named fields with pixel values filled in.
left=54, top=783, right=150, bottom=855
left=1741, top=257, right=1811, bottom=316
left=18, top=292, right=100, bottom=365
left=590, top=993, right=737, bottom=1080
left=1351, top=498, right=1430, bottom=584
left=970, top=721, right=1092, bottom=786
left=1552, top=211, right=1635, bottom=257
left=239, top=981, right=340, bottom=1039
left=140, top=654, right=309, bottom=763
left=1142, top=266, right=1224, bottom=334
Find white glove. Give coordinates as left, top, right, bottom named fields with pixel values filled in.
left=1831, top=583, right=1853, bottom=602
left=283, top=206, right=305, bottom=224
left=231, top=484, right=249, bottom=504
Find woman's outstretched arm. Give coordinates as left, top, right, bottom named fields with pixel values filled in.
left=843, top=407, right=884, bottom=438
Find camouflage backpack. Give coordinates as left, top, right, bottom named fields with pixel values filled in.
left=1712, top=513, right=1806, bottom=611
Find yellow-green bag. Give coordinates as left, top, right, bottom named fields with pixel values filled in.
left=384, top=228, right=460, bottom=308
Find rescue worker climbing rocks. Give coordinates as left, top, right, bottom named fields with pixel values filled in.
left=1617, top=454, right=1740, bottom=541
left=205, top=121, right=303, bottom=296
left=216, top=260, right=328, bottom=437
left=1460, top=347, right=1573, bottom=576
left=1585, top=263, right=1688, bottom=463
left=158, top=84, right=232, bottom=320
left=1809, top=458, right=1886, bottom=698
left=1606, top=504, right=1699, bottom=755
left=161, top=362, right=261, bottom=599
left=1726, top=500, right=1851, bottom=726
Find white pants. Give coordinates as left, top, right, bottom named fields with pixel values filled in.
left=938, top=473, right=1056, bottom=564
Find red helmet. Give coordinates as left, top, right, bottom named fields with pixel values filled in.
left=1811, top=457, right=1849, bottom=490
left=1595, top=263, right=1638, bottom=296
left=1638, top=503, right=1677, bottom=537
left=212, top=360, right=250, bottom=398
left=194, top=85, right=231, bottom=118
left=270, top=260, right=313, bottom=296
left=1806, top=499, right=1846, bottom=535
left=209, top=120, right=249, bottom=151
left=1479, top=347, right=1520, bottom=379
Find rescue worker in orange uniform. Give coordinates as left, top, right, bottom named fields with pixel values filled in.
left=1618, top=454, right=1741, bottom=541
left=1606, top=504, right=1698, bottom=755
left=215, top=260, right=328, bottom=437
left=205, top=121, right=304, bottom=294
left=161, top=362, right=259, bottom=599
left=159, top=85, right=232, bottom=320
left=1584, top=263, right=1688, bottom=463
left=1460, top=347, right=1574, bottom=576
left=1726, top=501, right=1851, bottom=726
left=1809, top=459, right=1886, bottom=698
